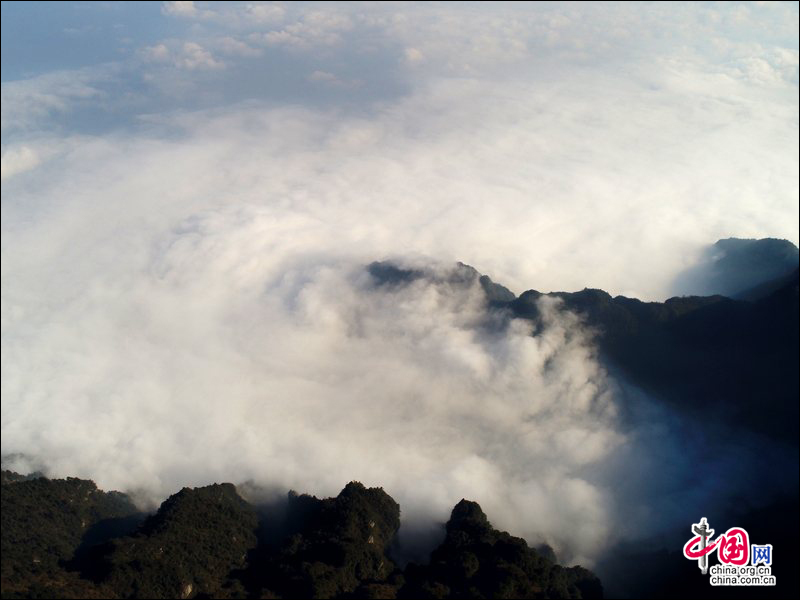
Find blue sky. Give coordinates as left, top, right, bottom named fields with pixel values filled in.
left=1, top=2, right=169, bottom=80
left=4, top=1, right=797, bottom=147
left=1, top=1, right=799, bottom=564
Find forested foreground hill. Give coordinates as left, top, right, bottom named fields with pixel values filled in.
left=1, top=473, right=602, bottom=599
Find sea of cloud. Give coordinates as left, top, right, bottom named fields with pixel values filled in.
left=2, top=1, right=798, bottom=565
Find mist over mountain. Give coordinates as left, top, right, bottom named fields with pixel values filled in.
left=672, top=237, right=799, bottom=299
left=511, top=247, right=799, bottom=442
left=2, top=2, right=798, bottom=598
left=3, top=243, right=798, bottom=598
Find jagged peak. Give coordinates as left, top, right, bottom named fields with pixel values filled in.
left=447, top=499, right=490, bottom=531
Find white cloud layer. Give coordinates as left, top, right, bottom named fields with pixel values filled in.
left=162, top=1, right=200, bottom=19
left=1, top=0, right=798, bottom=566
left=1, top=68, right=107, bottom=134
left=141, top=41, right=225, bottom=70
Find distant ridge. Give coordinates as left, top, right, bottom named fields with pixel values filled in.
left=672, top=237, right=799, bottom=299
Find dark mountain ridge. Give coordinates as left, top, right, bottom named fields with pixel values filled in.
left=507, top=270, right=799, bottom=441
left=1, top=474, right=600, bottom=599
left=369, top=242, right=799, bottom=442
left=671, top=237, right=799, bottom=299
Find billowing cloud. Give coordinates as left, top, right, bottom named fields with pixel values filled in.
left=162, top=1, right=199, bottom=19
left=1, top=243, right=626, bottom=564
left=1, top=0, right=798, bottom=569
left=243, top=1, right=286, bottom=25
left=140, top=43, right=171, bottom=63
left=258, top=11, right=353, bottom=50
left=1, top=68, right=107, bottom=134
left=216, top=36, right=263, bottom=58
left=160, top=1, right=286, bottom=26
left=140, top=41, right=224, bottom=70
left=178, top=41, right=225, bottom=70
